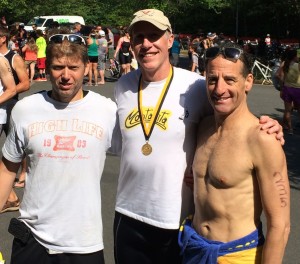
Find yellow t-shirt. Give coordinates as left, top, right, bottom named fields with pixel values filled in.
left=36, top=36, right=47, bottom=59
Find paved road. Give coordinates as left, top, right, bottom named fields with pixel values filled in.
left=1, top=63, right=300, bottom=264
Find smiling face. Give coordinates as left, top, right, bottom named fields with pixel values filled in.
left=130, top=21, right=174, bottom=81
left=49, top=56, right=88, bottom=103
left=206, top=55, right=253, bottom=117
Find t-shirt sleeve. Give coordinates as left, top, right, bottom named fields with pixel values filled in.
left=2, top=113, right=26, bottom=163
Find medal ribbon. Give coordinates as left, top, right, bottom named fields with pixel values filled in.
left=138, top=67, right=174, bottom=142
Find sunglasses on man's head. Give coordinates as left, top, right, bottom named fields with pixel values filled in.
left=49, top=34, right=86, bottom=45
left=205, top=46, right=243, bottom=61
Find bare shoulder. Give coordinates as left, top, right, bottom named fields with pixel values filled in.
left=13, top=52, right=25, bottom=63
left=248, top=119, right=284, bottom=163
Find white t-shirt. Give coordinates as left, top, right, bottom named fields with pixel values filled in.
left=2, top=90, right=117, bottom=253
left=113, top=67, right=212, bottom=229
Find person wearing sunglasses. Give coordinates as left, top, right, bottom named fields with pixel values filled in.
left=179, top=42, right=290, bottom=263
left=112, top=9, right=285, bottom=264
left=0, top=35, right=117, bottom=264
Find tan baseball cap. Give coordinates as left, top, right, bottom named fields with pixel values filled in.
left=128, top=9, right=172, bottom=33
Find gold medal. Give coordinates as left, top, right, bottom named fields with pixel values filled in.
left=141, top=142, right=152, bottom=155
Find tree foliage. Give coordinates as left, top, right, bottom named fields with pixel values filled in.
left=1, top=0, right=299, bottom=39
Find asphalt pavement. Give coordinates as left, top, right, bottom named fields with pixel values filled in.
left=0, top=57, right=300, bottom=264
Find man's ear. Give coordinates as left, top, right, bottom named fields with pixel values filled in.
left=245, top=73, right=253, bottom=93
left=168, top=33, right=174, bottom=49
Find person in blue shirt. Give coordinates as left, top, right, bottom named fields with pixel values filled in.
left=170, top=34, right=181, bottom=67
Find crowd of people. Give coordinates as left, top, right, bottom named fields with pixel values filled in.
left=0, top=8, right=291, bottom=264
left=0, top=17, right=138, bottom=87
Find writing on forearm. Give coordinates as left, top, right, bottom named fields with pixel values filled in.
left=273, top=172, right=288, bottom=207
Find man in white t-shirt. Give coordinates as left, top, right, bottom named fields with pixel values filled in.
left=0, top=34, right=116, bottom=264
left=112, top=8, right=285, bottom=264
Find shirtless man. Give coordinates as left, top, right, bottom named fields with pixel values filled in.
left=179, top=42, right=290, bottom=263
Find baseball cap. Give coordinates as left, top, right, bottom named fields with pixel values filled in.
left=99, top=30, right=105, bottom=36
left=128, top=9, right=172, bottom=33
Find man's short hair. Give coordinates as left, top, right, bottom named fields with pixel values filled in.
left=205, top=42, right=253, bottom=78
left=0, top=26, right=9, bottom=45
left=46, top=41, right=88, bottom=69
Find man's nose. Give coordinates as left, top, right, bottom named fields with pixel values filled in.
left=141, top=37, right=152, bottom=48
left=214, top=79, right=227, bottom=95
left=61, top=67, right=70, bottom=78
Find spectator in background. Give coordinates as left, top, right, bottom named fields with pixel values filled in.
left=8, top=31, right=20, bottom=54
left=87, top=29, right=99, bottom=86
left=203, top=32, right=216, bottom=50
left=96, top=25, right=102, bottom=32
left=192, top=33, right=205, bottom=55
left=114, top=30, right=133, bottom=75
left=265, top=33, right=271, bottom=47
left=17, top=23, right=27, bottom=57
left=170, top=34, right=181, bottom=67
left=22, top=37, right=38, bottom=83
left=30, top=23, right=38, bottom=40
left=107, top=27, right=115, bottom=60
left=276, top=49, right=300, bottom=135
left=73, top=22, right=82, bottom=35
left=189, top=44, right=199, bottom=74
left=95, top=25, right=102, bottom=38
left=97, top=30, right=108, bottom=85
left=35, top=29, right=47, bottom=81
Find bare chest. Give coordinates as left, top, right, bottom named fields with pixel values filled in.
left=193, top=131, right=253, bottom=187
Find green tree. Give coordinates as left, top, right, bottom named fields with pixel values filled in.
left=1, top=0, right=300, bottom=39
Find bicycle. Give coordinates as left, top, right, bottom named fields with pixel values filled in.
left=251, top=59, right=273, bottom=85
